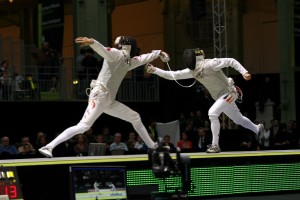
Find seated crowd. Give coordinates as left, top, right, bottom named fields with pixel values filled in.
left=0, top=110, right=299, bottom=159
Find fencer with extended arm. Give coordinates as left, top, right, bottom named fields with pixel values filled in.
left=38, top=36, right=170, bottom=158
left=146, top=48, right=264, bottom=153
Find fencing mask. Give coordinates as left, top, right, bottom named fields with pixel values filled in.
left=183, top=48, right=205, bottom=70
left=114, top=36, right=138, bottom=58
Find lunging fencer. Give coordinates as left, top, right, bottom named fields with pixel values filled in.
left=39, top=36, right=170, bottom=157
left=146, top=48, right=264, bottom=153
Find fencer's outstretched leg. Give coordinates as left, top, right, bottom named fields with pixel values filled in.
left=39, top=124, right=89, bottom=157
left=223, top=104, right=265, bottom=144
left=39, top=97, right=105, bottom=157
left=132, top=120, right=158, bottom=149
left=105, top=101, right=158, bottom=149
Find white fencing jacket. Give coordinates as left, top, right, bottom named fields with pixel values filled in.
left=90, top=39, right=161, bottom=99
left=153, top=58, right=248, bottom=100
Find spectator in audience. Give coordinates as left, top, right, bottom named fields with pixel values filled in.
left=0, top=60, right=8, bottom=76
left=0, top=60, right=14, bottom=100
left=17, top=136, right=36, bottom=154
left=162, top=134, right=175, bottom=152
left=95, top=133, right=109, bottom=154
left=269, top=119, right=280, bottom=139
left=125, top=131, right=137, bottom=152
left=73, top=134, right=89, bottom=156
left=31, top=41, right=61, bottom=88
left=95, top=134, right=105, bottom=143
left=35, top=134, right=48, bottom=150
left=147, top=118, right=158, bottom=142
left=13, top=71, right=26, bottom=100
left=23, top=74, right=40, bottom=100
left=0, top=136, right=18, bottom=158
left=18, top=143, right=37, bottom=158
left=109, top=132, right=128, bottom=154
left=31, top=41, right=60, bottom=67
left=35, top=131, right=47, bottom=148
left=261, top=120, right=271, bottom=150
left=193, top=127, right=211, bottom=152
left=177, top=132, right=193, bottom=152
left=134, top=135, right=148, bottom=153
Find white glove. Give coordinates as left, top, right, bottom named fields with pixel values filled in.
left=146, top=63, right=156, bottom=73
left=159, top=51, right=170, bottom=62
left=75, top=37, right=94, bottom=47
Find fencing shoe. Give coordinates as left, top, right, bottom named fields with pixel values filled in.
left=150, top=142, right=159, bottom=149
left=206, top=144, right=221, bottom=153
left=256, top=123, right=265, bottom=145
left=39, top=146, right=53, bottom=158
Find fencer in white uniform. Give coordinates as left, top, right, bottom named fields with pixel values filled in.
left=146, top=48, right=264, bottom=153
left=39, top=36, right=169, bottom=157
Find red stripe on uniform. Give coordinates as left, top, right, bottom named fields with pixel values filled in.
left=226, top=96, right=232, bottom=102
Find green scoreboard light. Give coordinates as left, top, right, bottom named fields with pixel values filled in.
left=127, top=162, right=300, bottom=198
left=0, top=167, right=23, bottom=200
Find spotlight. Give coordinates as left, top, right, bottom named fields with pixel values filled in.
left=73, top=79, right=78, bottom=85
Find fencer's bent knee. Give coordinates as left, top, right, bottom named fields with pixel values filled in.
left=76, top=122, right=90, bottom=134
left=209, top=113, right=219, bottom=122
left=128, top=111, right=142, bottom=126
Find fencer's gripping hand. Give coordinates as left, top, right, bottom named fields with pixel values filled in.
left=159, top=51, right=170, bottom=62
left=243, top=72, right=251, bottom=81
left=75, top=37, right=94, bottom=47
left=146, top=63, right=156, bottom=74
